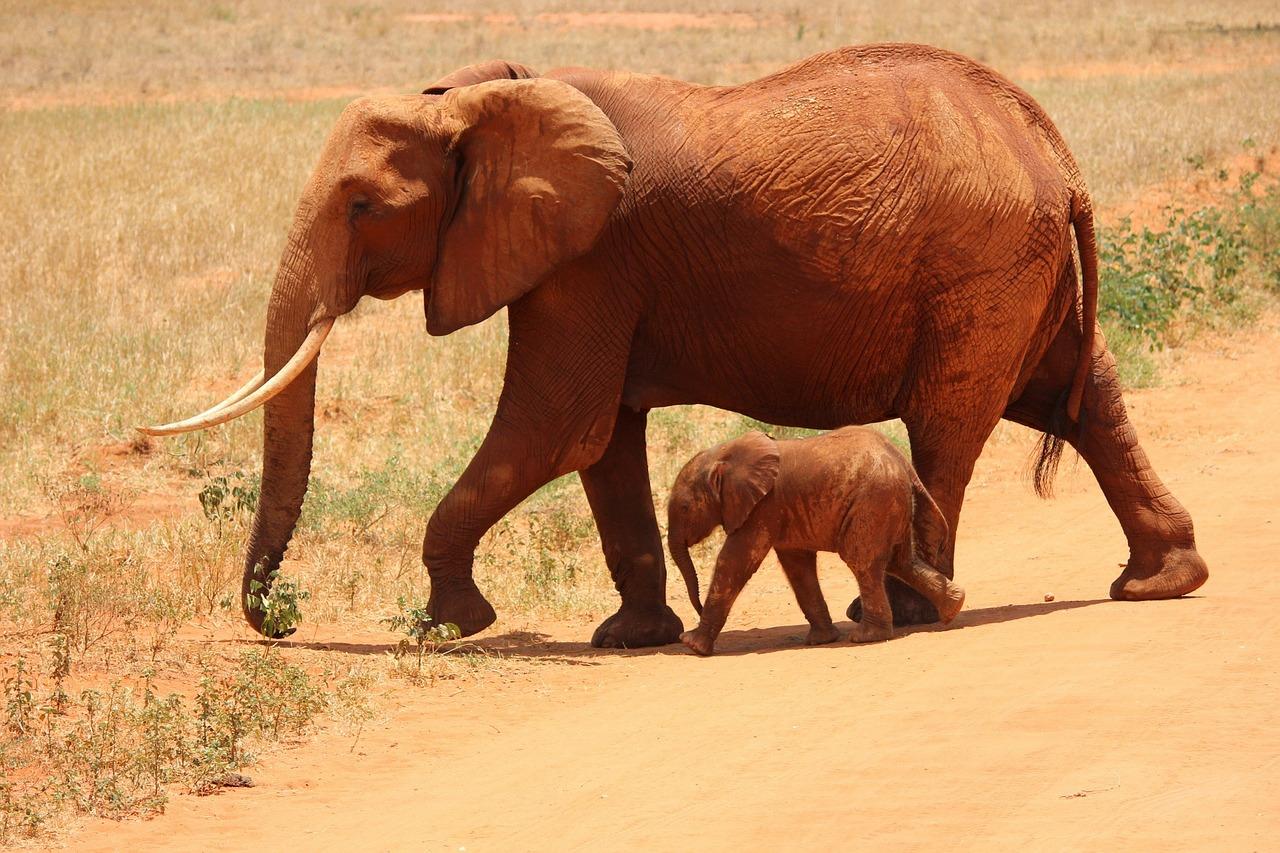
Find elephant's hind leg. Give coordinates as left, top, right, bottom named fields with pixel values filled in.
left=888, top=548, right=966, bottom=624
left=1006, top=324, right=1208, bottom=600
left=775, top=549, right=840, bottom=645
left=581, top=406, right=684, bottom=648
left=845, top=551, right=895, bottom=644
left=848, top=282, right=1039, bottom=626
left=839, top=504, right=900, bottom=643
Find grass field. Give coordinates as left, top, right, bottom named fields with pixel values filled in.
left=1, top=0, right=1278, bottom=840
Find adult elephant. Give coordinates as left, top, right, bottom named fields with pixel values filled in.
left=141, top=44, right=1208, bottom=647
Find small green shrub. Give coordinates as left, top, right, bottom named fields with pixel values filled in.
left=245, top=568, right=310, bottom=638
left=46, top=548, right=148, bottom=660
left=383, top=597, right=460, bottom=678
left=197, top=470, right=259, bottom=528
left=4, top=655, right=35, bottom=736
left=0, top=647, right=332, bottom=835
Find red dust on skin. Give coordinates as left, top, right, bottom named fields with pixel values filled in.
left=667, top=428, right=962, bottom=656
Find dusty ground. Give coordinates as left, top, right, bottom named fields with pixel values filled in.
left=53, top=313, right=1280, bottom=850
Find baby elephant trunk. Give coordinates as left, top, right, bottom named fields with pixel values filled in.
left=668, top=535, right=703, bottom=615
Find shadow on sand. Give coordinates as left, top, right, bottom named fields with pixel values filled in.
left=229, top=596, right=1118, bottom=661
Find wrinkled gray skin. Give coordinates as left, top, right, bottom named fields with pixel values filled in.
left=668, top=428, right=965, bottom=656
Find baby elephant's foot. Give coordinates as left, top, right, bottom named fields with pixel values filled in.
left=937, top=581, right=966, bottom=624
left=806, top=625, right=842, bottom=646
left=848, top=617, right=893, bottom=644
left=680, top=629, right=716, bottom=657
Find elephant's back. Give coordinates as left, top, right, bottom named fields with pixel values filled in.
left=740, top=42, right=1079, bottom=175
left=695, top=45, right=1079, bottom=257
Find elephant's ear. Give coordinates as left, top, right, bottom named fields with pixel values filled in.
left=713, top=432, right=781, bottom=533
left=426, top=78, right=632, bottom=336
left=423, top=60, right=540, bottom=94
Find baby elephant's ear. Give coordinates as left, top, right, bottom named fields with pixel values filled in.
left=719, top=431, right=781, bottom=533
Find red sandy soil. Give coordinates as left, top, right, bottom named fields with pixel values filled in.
left=51, top=310, right=1280, bottom=850
left=0, top=438, right=196, bottom=540
left=1110, top=147, right=1279, bottom=229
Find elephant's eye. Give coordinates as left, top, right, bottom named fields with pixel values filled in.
left=347, top=195, right=375, bottom=223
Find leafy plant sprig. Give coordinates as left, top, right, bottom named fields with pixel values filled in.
left=382, top=597, right=460, bottom=677
left=245, top=568, right=310, bottom=638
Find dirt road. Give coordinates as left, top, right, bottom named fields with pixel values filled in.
left=68, top=317, right=1279, bottom=851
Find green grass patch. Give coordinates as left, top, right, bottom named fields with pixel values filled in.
left=1099, top=172, right=1280, bottom=384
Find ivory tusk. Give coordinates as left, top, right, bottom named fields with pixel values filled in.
left=137, top=318, right=334, bottom=436
left=207, top=368, right=266, bottom=414
left=134, top=368, right=261, bottom=435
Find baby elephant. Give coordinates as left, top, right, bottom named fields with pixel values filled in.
left=667, top=427, right=964, bottom=656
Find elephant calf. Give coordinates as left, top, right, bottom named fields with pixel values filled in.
left=667, top=428, right=965, bottom=656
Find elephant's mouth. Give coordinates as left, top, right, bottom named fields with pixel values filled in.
left=136, top=317, right=335, bottom=436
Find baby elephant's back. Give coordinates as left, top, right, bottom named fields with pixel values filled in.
left=794, top=426, right=914, bottom=487
left=779, top=426, right=917, bottom=544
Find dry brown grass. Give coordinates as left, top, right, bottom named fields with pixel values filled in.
left=1, top=1, right=1278, bottom=840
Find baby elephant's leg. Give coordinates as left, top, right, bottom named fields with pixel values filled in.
left=681, top=527, right=771, bottom=656
left=890, top=557, right=966, bottom=624
left=845, top=551, right=895, bottom=643
left=775, top=549, right=840, bottom=645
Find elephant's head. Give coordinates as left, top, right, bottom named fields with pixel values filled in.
left=139, top=71, right=632, bottom=636
left=666, top=431, right=781, bottom=615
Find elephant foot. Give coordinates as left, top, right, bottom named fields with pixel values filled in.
left=591, top=602, right=684, bottom=649
left=847, top=580, right=940, bottom=627
left=806, top=624, right=842, bottom=646
left=1110, top=545, right=1208, bottom=601
left=426, top=578, right=497, bottom=638
left=847, top=616, right=893, bottom=644
left=679, top=628, right=715, bottom=657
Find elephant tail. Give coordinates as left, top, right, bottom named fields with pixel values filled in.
left=1034, top=192, right=1098, bottom=499
left=1066, top=194, right=1098, bottom=424
left=910, top=471, right=949, bottom=569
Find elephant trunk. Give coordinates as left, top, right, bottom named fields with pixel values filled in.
left=241, top=233, right=325, bottom=636
left=669, top=530, right=703, bottom=616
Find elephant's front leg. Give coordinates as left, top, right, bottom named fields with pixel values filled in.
left=421, top=424, right=564, bottom=637
left=421, top=285, right=639, bottom=638
left=681, top=526, right=772, bottom=656
left=580, top=406, right=683, bottom=648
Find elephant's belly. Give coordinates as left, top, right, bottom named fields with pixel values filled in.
left=621, top=380, right=893, bottom=430
left=623, top=291, right=916, bottom=429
